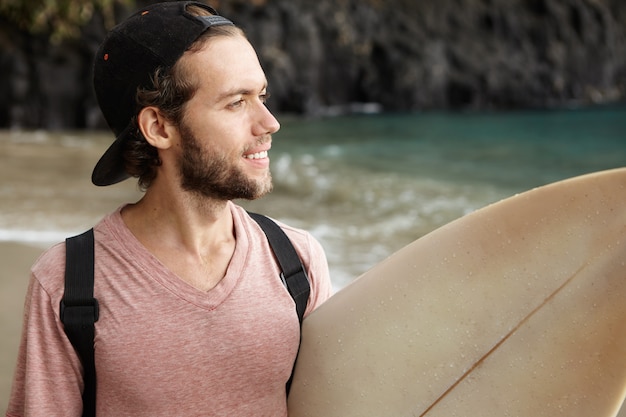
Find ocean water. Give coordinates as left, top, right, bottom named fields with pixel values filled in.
left=1, top=105, right=626, bottom=289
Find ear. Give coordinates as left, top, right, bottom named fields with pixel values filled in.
left=137, top=106, right=176, bottom=150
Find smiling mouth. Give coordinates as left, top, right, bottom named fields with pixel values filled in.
left=243, top=150, right=268, bottom=160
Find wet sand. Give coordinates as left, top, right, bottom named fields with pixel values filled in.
left=0, top=242, right=44, bottom=410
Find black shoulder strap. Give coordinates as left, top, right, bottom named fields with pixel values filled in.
left=248, top=212, right=311, bottom=323
left=248, top=212, right=311, bottom=394
left=60, top=228, right=98, bottom=417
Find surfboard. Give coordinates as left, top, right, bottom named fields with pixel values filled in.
left=288, top=168, right=626, bottom=417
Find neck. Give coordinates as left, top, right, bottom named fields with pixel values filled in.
left=122, top=183, right=235, bottom=257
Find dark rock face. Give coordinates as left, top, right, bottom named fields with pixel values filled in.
left=0, top=13, right=104, bottom=130
left=1, top=0, right=625, bottom=129
left=229, top=0, right=626, bottom=114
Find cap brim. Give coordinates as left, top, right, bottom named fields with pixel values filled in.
left=91, top=134, right=130, bottom=186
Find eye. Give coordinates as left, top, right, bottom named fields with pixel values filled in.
left=260, top=92, right=271, bottom=103
left=228, top=98, right=245, bottom=109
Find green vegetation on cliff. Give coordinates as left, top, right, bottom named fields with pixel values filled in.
left=0, top=0, right=132, bottom=42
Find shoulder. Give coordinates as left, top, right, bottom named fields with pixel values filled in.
left=31, top=241, right=66, bottom=297
left=231, top=204, right=333, bottom=309
left=275, top=221, right=322, bottom=258
left=30, top=208, right=122, bottom=298
left=232, top=204, right=323, bottom=261
left=275, top=220, right=333, bottom=312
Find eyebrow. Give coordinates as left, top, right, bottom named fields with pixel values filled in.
left=215, top=83, right=268, bottom=102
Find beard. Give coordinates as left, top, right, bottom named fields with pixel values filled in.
left=177, top=121, right=273, bottom=201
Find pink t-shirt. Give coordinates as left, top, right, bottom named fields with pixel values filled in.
left=6, top=203, right=332, bottom=417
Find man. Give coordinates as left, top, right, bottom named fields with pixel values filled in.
left=6, top=2, right=332, bottom=416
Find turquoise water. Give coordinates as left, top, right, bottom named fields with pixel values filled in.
left=1, top=105, right=626, bottom=288
left=246, top=105, right=626, bottom=286
left=275, top=105, right=626, bottom=189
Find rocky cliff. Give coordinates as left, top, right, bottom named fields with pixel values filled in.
left=1, top=0, right=625, bottom=129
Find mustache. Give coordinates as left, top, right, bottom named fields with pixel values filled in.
left=245, top=135, right=272, bottom=151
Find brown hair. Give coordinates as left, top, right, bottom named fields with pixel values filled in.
left=123, top=5, right=245, bottom=190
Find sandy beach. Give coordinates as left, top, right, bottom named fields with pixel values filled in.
left=0, top=242, right=45, bottom=410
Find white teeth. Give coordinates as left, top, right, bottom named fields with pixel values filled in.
left=244, top=151, right=268, bottom=160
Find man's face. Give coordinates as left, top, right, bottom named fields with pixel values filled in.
left=173, top=34, right=280, bottom=201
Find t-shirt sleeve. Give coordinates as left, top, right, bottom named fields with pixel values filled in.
left=301, top=232, right=332, bottom=317
left=6, top=251, right=84, bottom=417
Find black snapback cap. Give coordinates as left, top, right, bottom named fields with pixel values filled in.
left=92, top=1, right=234, bottom=186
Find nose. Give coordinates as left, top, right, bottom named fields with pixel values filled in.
left=254, top=101, right=280, bottom=136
